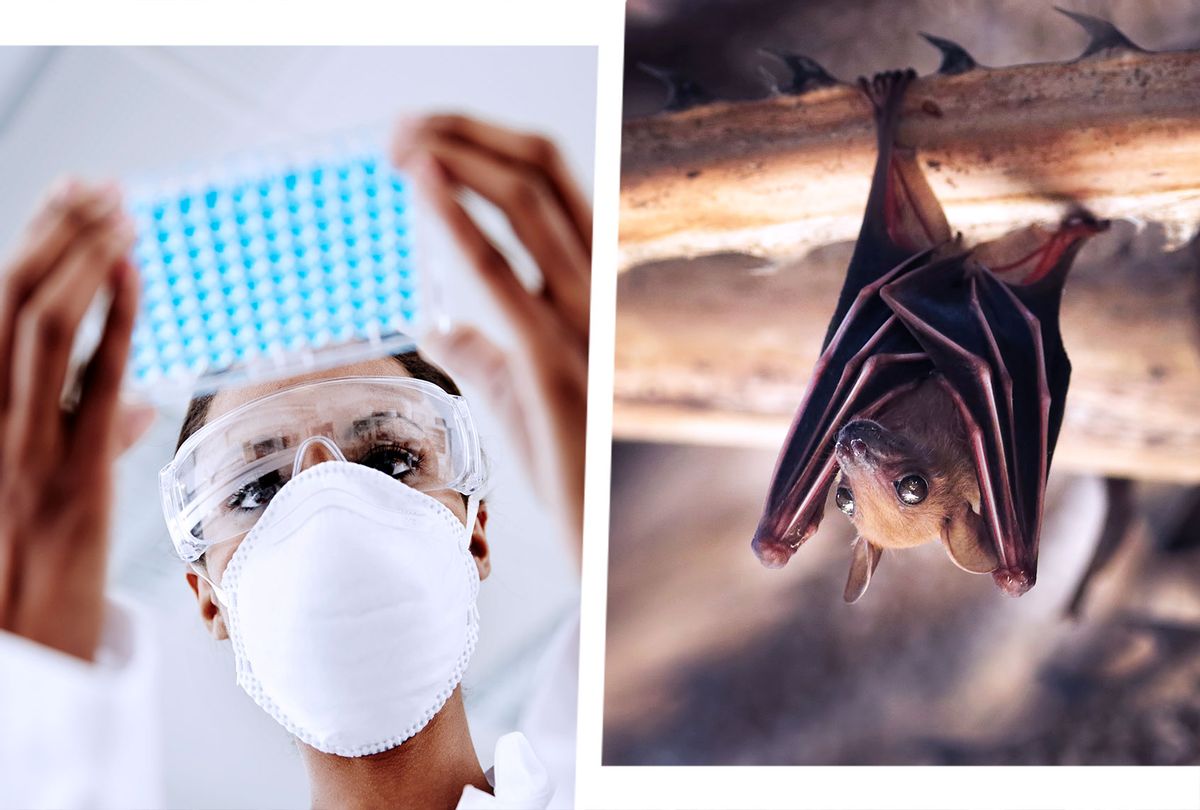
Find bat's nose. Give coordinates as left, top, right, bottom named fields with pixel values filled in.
left=836, top=420, right=884, bottom=464
left=838, top=419, right=883, bottom=442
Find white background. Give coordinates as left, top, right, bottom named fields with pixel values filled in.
left=1, top=3, right=1198, bottom=809
left=0, top=44, right=594, bottom=808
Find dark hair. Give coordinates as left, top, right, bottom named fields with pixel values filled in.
left=174, top=351, right=461, bottom=452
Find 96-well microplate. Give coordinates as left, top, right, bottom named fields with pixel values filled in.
left=127, top=147, right=425, bottom=395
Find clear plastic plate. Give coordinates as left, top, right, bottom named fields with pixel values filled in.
left=123, top=132, right=445, bottom=402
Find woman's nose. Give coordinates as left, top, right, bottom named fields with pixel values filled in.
left=291, top=435, right=347, bottom=475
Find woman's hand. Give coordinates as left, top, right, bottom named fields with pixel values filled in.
left=392, top=116, right=591, bottom=562
left=0, top=180, right=152, bottom=661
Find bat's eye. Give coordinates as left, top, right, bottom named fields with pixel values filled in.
left=835, top=486, right=855, bottom=516
left=895, top=474, right=929, bottom=505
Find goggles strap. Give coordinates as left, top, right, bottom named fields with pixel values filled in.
left=465, top=492, right=481, bottom=536
left=190, top=561, right=230, bottom=608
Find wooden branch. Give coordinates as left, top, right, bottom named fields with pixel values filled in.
left=612, top=235, right=1200, bottom=484
left=619, top=50, right=1200, bottom=271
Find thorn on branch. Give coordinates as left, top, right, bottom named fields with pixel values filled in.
left=638, top=63, right=715, bottom=112
left=1055, top=7, right=1146, bottom=59
left=758, top=49, right=840, bottom=95
left=919, top=32, right=979, bottom=75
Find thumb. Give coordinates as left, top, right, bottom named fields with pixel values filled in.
left=112, top=400, right=157, bottom=454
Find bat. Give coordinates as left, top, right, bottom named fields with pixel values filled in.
left=750, top=69, right=1108, bottom=602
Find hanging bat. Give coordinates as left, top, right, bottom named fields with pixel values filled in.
left=750, top=69, right=1107, bottom=602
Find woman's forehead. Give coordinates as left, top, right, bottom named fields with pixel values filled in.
left=206, top=357, right=413, bottom=424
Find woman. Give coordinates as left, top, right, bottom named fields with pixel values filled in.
left=0, top=115, right=590, bottom=809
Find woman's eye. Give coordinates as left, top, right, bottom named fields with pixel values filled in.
left=224, top=472, right=283, bottom=511
left=359, top=444, right=422, bottom=481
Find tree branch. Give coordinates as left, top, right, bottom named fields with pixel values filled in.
left=619, top=50, right=1200, bottom=270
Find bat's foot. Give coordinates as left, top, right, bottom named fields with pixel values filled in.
left=1060, top=208, right=1110, bottom=238
left=978, top=210, right=1110, bottom=287
left=1021, top=212, right=1110, bottom=285
left=857, top=68, right=917, bottom=123
left=993, top=566, right=1035, bottom=597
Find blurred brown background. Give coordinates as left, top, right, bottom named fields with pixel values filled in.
left=605, top=0, right=1200, bottom=766
left=623, top=0, right=1200, bottom=118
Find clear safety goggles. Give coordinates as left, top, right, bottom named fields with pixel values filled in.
left=160, top=376, right=487, bottom=562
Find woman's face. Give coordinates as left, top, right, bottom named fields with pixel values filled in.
left=185, top=356, right=491, bottom=641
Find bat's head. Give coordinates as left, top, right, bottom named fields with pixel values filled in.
left=833, top=419, right=953, bottom=549
left=832, top=417, right=998, bottom=577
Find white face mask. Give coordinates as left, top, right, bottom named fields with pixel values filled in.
left=214, top=460, right=481, bottom=758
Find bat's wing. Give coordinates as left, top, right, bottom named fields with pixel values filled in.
left=880, top=215, right=1105, bottom=596
left=752, top=342, right=933, bottom=568
left=976, top=213, right=1109, bottom=455
left=881, top=255, right=1032, bottom=593
left=753, top=69, right=950, bottom=568
left=751, top=253, right=936, bottom=566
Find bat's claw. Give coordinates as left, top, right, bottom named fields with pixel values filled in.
left=919, top=32, right=978, bottom=75
left=638, top=63, right=714, bottom=112
left=751, top=537, right=796, bottom=569
left=857, top=68, right=917, bottom=122
left=993, top=566, right=1035, bottom=597
left=1061, top=208, right=1110, bottom=236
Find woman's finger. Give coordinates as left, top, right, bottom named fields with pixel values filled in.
left=409, top=156, right=546, bottom=340
left=113, top=401, right=157, bottom=455
left=0, top=182, right=122, bottom=417
left=6, top=181, right=122, bottom=293
left=414, top=136, right=590, bottom=343
left=4, top=217, right=135, bottom=468
left=396, top=115, right=592, bottom=253
left=70, top=258, right=140, bottom=463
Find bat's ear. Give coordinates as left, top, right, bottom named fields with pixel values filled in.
left=844, top=536, right=883, bottom=603
left=940, top=501, right=999, bottom=574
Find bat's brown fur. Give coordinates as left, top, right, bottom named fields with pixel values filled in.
left=835, top=375, right=998, bottom=584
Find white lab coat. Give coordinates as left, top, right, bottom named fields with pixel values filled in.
left=0, top=597, right=578, bottom=809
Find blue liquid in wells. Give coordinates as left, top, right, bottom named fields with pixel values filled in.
left=128, top=151, right=419, bottom=384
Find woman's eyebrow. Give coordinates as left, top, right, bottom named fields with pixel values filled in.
left=350, top=411, right=423, bottom=435
left=246, top=434, right=296, bottom=459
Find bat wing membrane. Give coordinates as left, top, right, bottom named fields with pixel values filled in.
left=754, top=70, right=953, bottom=569
left=766, top=247, right=935, bottom=511
left=881, top=255, right=1044, bottom=594
left=751, top=248, right=936, bottom=567
left=973, top=274, right=1051, bottom=568
left=973, top=213, right=1106, bottom=456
